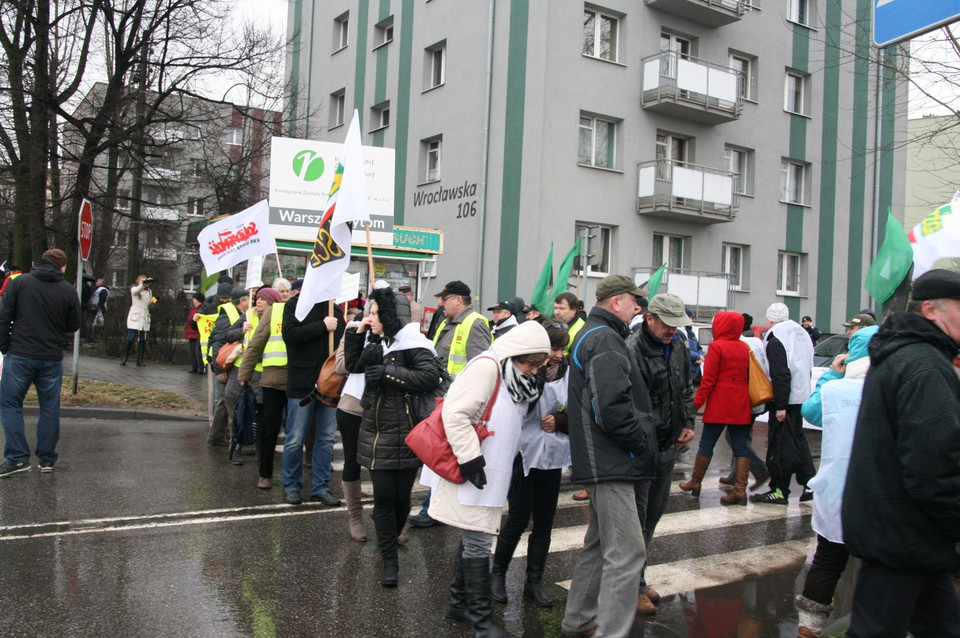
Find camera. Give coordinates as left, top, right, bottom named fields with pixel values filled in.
left=144, top=277, right=155, bottom=285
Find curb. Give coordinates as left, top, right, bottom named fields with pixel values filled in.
left=24, top=406, right=207, bottom=422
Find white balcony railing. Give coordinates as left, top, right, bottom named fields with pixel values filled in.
left=637, top=159, right=738, bottom=220
left=642, top=51, right=742, bottom=121
left=143, top=247, right=178, bottom=261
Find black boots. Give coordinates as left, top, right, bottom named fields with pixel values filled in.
left=490, top=538, right=516, bottom=604
left=523, top=536, right=553, bottom=607
left=136, top=340, right=146, bottom=366
left=120, top=340, right=133, bottom=365
left=462, top=557, right=514, bottom=638
left=373, top=508, right=399, bottom=588
left=446, top=543, right=469, bottom=623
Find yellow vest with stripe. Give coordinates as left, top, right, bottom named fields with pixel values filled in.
left=205, top=302, right=241, bottom=362
left=564, top=316, right=586, bottom=356
left=196, top=306, right=219, bottom=365
left=261, top=302, right=288, bottom=367
left=432, top=310, right=490, bottom=375
left=236, top=308, right=261, bottom=371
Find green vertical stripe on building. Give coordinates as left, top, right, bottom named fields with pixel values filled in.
left=846, top=0, right=871, bottom=318
left=394, top=0, right=415, bottom=224
left=353, top=0, right=370, bottom=115
left=879, top=48, right=897, bottom=233
left=497, top=0, right=530, bottom=299
left=288, top=0, right=303, bottom=135
left=785, top=24, right=810, bottom=319
left=815, top=0, right=842, bottom=327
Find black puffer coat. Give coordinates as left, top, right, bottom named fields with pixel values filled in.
left=343, top=288, right=440, bottom=471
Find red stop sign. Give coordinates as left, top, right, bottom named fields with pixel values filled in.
left=78, top=199, right=93, bottom=261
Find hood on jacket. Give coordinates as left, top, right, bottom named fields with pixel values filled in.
left=711, top=311, right=744, bottom=341
left=30, top=259, right=65, bottom=282
left=870, top=311, right=959, bottom=367
left=369, top=287, right=404, bottom=337
left=846, top=325, right=879, bottom=363
left=489, top=319, right=550, bottom=363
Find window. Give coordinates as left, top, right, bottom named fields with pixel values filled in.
left=182, top=274, right=200, bottom=294
left=187, top=197, right=204, bottom=217
left=191, top=159, right=203, bottom=178
left=374, top=16, right=394, bottom=48
left=784, top=71, right=808, bottom=114
left=578, top=114, right=617, bottom=169
left=780, top=160, right=807, bottom=204
left=729, top=52, right=757, bottom=101
left=424, top=41, right=446, bottom=90
left=421, top=136, right=442, bottom=183
left=582, top=8, right=619, bottom=62
left=659, top=32, right=692, bottom=79
left=653, top=234, right=685, bottom=270
left=573, top=224, right=612, bottom=275
left=777, top=251, right=803, bottom=295
left=334, top=12, right=349, bottom=51
left=330, top=90, right=345, bottom=128
left=721, top=243, right=747, bottom=290
left=787, top=0, right=812, bottom=26
left=370, top=101, right=390, bottom=131
left=223, top=127, right=242, bottom=146
left=656, top=132, right=689, bottom=179
left=724, top=145, right=753, bottom=195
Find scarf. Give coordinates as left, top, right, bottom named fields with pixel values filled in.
left=501, top=358, right=544, bottom=404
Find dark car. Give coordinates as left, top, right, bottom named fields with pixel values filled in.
left=813, top=333, right=849, bottom=367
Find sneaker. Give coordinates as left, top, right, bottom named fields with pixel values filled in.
left=39, top=460, right=55, bottom=473
left=230, top=449, right=244, bottom=465
left=636, top=594, right=657, bottom=616
left=572, top=489, right=590, bottom=501
left=751, top=489, right=788, bottom=505
left=310, top=491, right=341, bottom=506
left=0, top=460, right=30, bottom=477
left=257, top=477, right=271, bottom=489
left=408, top=512, right=440, bottom=528
left=799, top=487, right=814, bottom=502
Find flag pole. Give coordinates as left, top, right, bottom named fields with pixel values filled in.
left=274, top=253, right=283, bottom=280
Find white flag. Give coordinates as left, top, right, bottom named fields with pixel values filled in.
left=197, top=200, right=276, bottom=274
left=909, top=200, right=960, bottom=277
left=295, top=110, right=371, bottom=320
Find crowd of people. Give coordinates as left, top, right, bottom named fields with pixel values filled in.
left=0, top=249, right=957, bottom=637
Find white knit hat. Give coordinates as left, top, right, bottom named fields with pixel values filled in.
left=766, top=302, right=790, bottom=323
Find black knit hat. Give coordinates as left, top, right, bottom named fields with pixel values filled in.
left=370, top=287, right=402, bottom=338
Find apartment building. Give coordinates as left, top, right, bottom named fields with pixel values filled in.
left=286, top=0, right=906, bottom=327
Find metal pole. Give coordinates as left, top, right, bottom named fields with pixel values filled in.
left=870, top=47, right=885, bottom=313
left=475, top=0, right=496, bottom=308
left=71, top=252, right=81, bottom=395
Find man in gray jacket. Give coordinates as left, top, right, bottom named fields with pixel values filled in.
left=562, top=275, right=658, bottom=638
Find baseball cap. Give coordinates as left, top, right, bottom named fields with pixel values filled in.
left=434, top=280, right=471, bottom=298
left=521, top=304, right=539, bottom=314
left=911, top=269, right=960, bottom=301
left=842, top=313, right=876, bottom=328
left=595, top=275, right=648, bottom=301
left=291, top=279, right=304, bottom=291
left=231, top=287, right=249, bottom=301
left=487, top=300, right=515, bottom=313
left=648, top=294, right=692, bottom=327
left=802, top=315, right=813, bottom=322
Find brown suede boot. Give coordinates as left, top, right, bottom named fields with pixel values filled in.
left=679, top=454, right=712, bottom=497
left=342, top=479, right=367, bottom=542
left=720, top=457, right=750, bottom=506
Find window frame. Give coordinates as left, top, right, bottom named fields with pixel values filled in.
left=777, top=251, right=803, bottom=296
left=370, top=101, right=390, bottom=132
left=424, top=41, right=446, bottom=91
left=784, top=71, right=808, bottom=115
left=724, top=145, right=753, bottom=196
left=223, top=127, right=242, bottom=146
left=573, top=223, right=613, bottom=277
left=786, top=0, right=813, bottom=27
left=652, top=233, right=685, bottom=271
left=421, top=136, right=442, bottom=184
left=721, top=243, right=747, bottom=290
left=330, top=90, right=346, bottom=129
left=334, top=12, right=349, bottom=52
left=780, top=159, right=807, bottom=205
left=582, top=7, right=620, bottom=63
left=578, top=113, right=618, bottom=170
left=729, top=52, right=757, bottom=101
left=374, top=16, right=394, bottom=48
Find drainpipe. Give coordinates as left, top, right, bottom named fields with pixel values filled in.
left=475, top=0, right=495, bottom=307
left=304, top=0, right=316, bottom=138
left=870, top=48, right=884, bottom=314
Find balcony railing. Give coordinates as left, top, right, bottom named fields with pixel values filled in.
left=143, top=247, right=178, bottom=261
left=143, top=206, right=181, bottom=222
left=644, top=0, right=746, bottom=28
left=637, top=159, right=738, bottom=223
left=641, top=51, right=742, bottom=124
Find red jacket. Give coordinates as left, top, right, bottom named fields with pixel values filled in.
left=184, top=305, right=201, bottom=339
left=694, top=311, right=751, bottom=425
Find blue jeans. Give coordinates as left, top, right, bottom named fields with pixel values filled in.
left=698, top=422, right=750, bottom=458
left=1, top=355, right=63, bottom=464
left=282, top=398, right=337, bottom=495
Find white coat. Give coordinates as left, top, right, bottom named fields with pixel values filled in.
left=126, top=283, right=153, bottom=331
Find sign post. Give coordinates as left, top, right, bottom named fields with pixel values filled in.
left=874, top=0, right=960, bottom=48
left=72, top=199, right=93, bottom=394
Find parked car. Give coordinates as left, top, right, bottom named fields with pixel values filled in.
left=812, top=333, right=849, bottom=367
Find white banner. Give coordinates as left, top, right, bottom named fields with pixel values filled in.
left=337, top=272, right=361, bottom=304
left=909, top=199, right=960, bottom=277
left=197, top=200, right=277, bottom=274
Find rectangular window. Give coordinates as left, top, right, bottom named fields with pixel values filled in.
left=374, top=16, right=394, bottom=48
left=653, top=234, right=685, bottom=270
left=582, top=8, right=619, bottom=62
left=421, top=136, right=441, bottom=183
left=573, top=224, right=612, bottom=276
left=787, top=0, right=812, bottom=26
left=223, top=127, right=242, bottom=146
left=724, top=145, right=753, bottom=195
left=187, top=197, right=203, bottom=217
left=777, top=251, right=803, bottom=295
left=330, top=90, right=345, bottom=128
left=729, top=52, right=756, bottom=101
left=578, top=114, right=617, bottom=169
left=334, top=12, right=349, bottom=51
left=425, top=42, right=446, bottom=90
left=721, top=243, right=746, bottom=289
left=780, top=160, right=807, bottom=204
left=784, top=71, right=808, bottom=114
left=191, top=159, right=203, bottom=178
left=370, top=101, right=390, bottom=131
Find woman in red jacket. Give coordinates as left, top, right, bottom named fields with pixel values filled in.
left=184, top=292, right=204, bottom=373
left=680, top=311, right=752, bottom=505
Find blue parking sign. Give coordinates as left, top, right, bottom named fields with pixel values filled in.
left=874, top=0, right=960, bottom=47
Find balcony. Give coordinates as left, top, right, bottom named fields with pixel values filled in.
left=637, top=159, right=737, bottom=223
left=644, top=0, right=746, bottom=28
left=143, top=247, right=178, bottom=261
left=143, top=206, right=181, bottom=222
left=641, top=52, right=742, bottom=125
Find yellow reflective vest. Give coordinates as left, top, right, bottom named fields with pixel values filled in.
left=261, top=302, right=287, bottom=367
left=433, top=310, right=490, bottom=375
left=564, top=316, right=586, bottom=356
left=203, top=302, right=241, bottom=364
left=236, top=308, right=261, bottom=371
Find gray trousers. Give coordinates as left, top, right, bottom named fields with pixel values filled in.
left=635, top=450, right=678, bottom=593
left=562, top=481, right=645, bottom=638
left=462, top=528, right=496, bottom=559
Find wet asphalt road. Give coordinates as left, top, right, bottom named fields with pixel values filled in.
left=0, top=406, right=847, bottom=638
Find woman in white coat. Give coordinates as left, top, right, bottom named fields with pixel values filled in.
left=426, top=320, right=549, bottom=638
left=122, top=275, right=154, bottom=366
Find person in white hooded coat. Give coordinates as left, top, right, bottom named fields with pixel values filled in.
left=425, top=320, right=550, bottom=638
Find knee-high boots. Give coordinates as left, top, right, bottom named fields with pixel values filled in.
left=342, top=479, right=367, bottom=542
left=720, top=457, right=751, bottom=506
left=136, top=339, right=146, bottom=366
left=490, top=534, right=518, bottom=604
left=373, top=508, right=398, bottom=587
left=679, top=453, right=712, bottom=496
left=446, top=543, right=469, bottom=623
left=523, top=535, right=553, bottom=607
left=120, top=340, right=133, bottom=366
left=462, top=557, right=514, bottom=638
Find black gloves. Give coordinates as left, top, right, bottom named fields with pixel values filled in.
left=364, top=365, right=385, bottom=385
left=459, top=456, right=487, bottom=490
left=358, top=342, right=383, bottom=368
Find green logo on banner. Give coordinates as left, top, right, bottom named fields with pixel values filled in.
left=292, top=150, right=325, bottom=182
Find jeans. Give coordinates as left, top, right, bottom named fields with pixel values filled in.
left=635, top=449, right=678, bottom=594
left=125, top=328, right=146, bottom=344
left=802, top=535, right=850, bottom=605
left=1, top=355, right=63, bottom=464
left=848, top=559, right=960, bottom=638
left=336, top=409, right=362, bottom=483
left=562, top=481, right=645, bottom=638
left=725, top=417, right=768, bottom=479
left=282, top=398, right=337, bottom=495
left=698, top=423, right=750, bottom=458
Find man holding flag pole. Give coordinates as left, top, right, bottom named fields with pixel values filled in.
left=280, top=110, right=369, bottom=506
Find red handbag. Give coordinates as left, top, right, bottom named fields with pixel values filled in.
left=404, top=357, right=500, bottom=484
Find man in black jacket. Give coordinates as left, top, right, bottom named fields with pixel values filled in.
left=626, top=293, right=694, bottom=616
left=842, top=269, right=960, bottom=637
left=562, top=275, right=657, bottom=638
left=0, top=249, right=81, bottom=476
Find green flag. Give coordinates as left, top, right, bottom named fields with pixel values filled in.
left=546, top=238, right=582, bottom=317
left=646, top=263, right=666, bottom=297
left=530, top=244, right=553, bottom=312
left=865, top=210, right=914, bottom=305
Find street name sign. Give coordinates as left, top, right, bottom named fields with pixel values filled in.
left=874, top=0, right=960, bottom=48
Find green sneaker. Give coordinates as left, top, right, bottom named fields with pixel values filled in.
left=751, top=488, right=787, bottom=504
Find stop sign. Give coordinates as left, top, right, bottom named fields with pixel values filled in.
left=78, top=199, right=93, bottom=261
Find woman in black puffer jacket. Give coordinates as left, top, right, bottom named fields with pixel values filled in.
left=343, top=287, right=441, bottom=588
